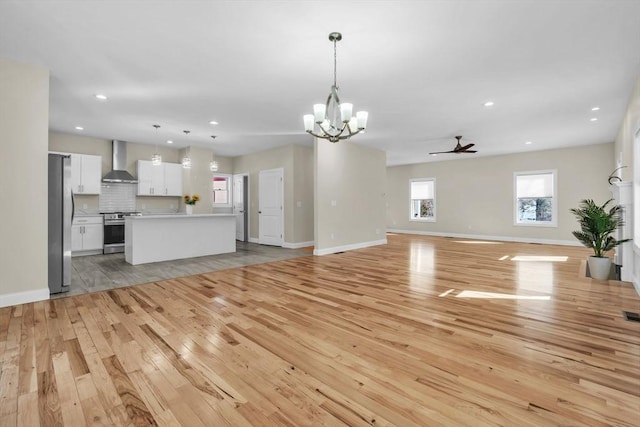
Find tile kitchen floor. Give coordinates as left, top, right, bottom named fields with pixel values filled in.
left=54, top=241, right=312, bottom=299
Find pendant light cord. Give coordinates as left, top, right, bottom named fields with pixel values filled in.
left=333, top=38, right=337, bottom=88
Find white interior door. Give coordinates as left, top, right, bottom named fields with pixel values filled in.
left=233, top=174, right=247, bottom=241
left=259, top=168, right=283, bottom=246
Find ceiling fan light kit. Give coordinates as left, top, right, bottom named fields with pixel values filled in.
left=429, top=135, right=477, bottom=155
left=303, top=32, right=368, bottom=143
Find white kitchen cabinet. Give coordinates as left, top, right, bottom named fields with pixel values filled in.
left=70, top=154, right=102, bottom=194
left=164, top=163, right=183, bottom=196
left=72, top=216, right=103, bottom=255
left=137, top=160, right=183, bottom=196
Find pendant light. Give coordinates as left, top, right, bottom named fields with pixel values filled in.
left=181, top=130, right=192, bottom=169
left=151, top=124, right=162, bottom=165
left=209, top=135, right=219, bottom=172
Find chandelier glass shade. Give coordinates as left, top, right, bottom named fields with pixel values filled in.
left=182, top=130, right=192, bottom=169
left=151, top=124, right=162, bottom=166
left=303, top=32, right=368, bottom=143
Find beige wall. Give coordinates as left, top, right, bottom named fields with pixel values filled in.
left=314, top=140, right=387, bottom=252
left=232, top=144, right=314, bottom=244
left=293, top=145, right=315, bottom=243
left=181, top=146, right=217, bottom=214
left=0, top=58, right=49, bottom=302
left=386, top=143, right=614, bottom=243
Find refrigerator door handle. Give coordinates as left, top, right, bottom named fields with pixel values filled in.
left=71, top=189, right=75, bottom=222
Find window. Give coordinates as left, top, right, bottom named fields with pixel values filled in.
left=212, top=174, right=232, bottom=207
left=410, top=178, right=436, bottom=221
left=514, top=170, right=557, bottom=226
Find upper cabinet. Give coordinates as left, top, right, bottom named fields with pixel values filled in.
left=137, top=160, right=183, bottom=196
left=70, top=153, right=102, bottom=194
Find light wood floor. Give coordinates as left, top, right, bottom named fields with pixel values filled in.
left=2, top=234, right=639, bottom=426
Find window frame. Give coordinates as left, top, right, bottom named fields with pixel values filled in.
left=513, top=169, right=557, bottom=227
left=212, top=173, right=233, bottom=208
left=409, top=177, right=436, bottom=222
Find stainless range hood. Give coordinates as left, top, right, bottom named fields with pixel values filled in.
left=102, top=140, right=138, bottom=183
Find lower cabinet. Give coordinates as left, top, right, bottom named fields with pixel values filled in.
left=72, top=216, right=103, bottom=255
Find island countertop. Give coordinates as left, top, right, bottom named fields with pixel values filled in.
left=128, top=213, right=237, bottom=220
left=125, top=214, right=236, bottom=265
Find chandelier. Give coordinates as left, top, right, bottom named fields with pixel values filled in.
left=303, top=32, right=368, bottom=143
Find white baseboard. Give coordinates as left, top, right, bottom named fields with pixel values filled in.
left=386, top=229, right=579, bottom=247
left=283, top=241, right=314, bottom=249
left=313, top=239, right=387, bottom=256
left=0, top=287, right=49, bottom=308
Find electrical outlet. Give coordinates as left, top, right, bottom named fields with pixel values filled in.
left=297, top=201, right=302, bottom=208
left=330, top=233, right=335, bottom=240
left=376, top=228, right=380, bottom=235
left=331, top=200, right=337, bottom=207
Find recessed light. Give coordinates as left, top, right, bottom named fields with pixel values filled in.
left=94, top=94, right=108, bottom=100
left=430, top=153, right=438, bottom=156
left=75, top=126, right=84, bottom=131
left=166, top=140, right=173, bottom=144
left=209, top=121, right=219, bottom=125
left=590, top=117, right=598, bottom=122
left=525, top=141, right=533, bottom=145
left=483, top=101, right=495, bottom=107
left=591, top=106, right=600, bottom=111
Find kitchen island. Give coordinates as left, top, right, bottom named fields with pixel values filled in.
left=125, top=214, right=236, bottom=265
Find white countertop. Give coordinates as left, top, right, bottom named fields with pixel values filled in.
left=127, top=213, right=237, bottom=220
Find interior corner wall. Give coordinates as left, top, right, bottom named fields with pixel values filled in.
left=386, top=143, right=614, bottom=243
left=314, top=140, right=387, bottom=253
left=0, top=58, right=50, bottom=304
left=181, top=146, right=216, bottom=214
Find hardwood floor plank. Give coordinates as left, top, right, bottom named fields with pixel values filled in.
left=3, top=234, right=640, bottom=425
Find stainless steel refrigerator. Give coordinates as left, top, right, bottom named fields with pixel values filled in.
left=48, top=153, right=73, bottom=294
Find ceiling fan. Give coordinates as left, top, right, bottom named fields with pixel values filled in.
left=429, top=136, right=477, bottom=155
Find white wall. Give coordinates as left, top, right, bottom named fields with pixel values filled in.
left=386, top=143, right=614, bottom=244
left=614, top=74, right=640, bottom=293
left=314, top=140, right=387, bottom=254
left=0, top=58, right=50, bottom=306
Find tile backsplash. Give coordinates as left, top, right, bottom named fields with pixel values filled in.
left=99, top=183, right=137, bottom=212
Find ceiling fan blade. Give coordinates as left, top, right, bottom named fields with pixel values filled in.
left=428, top=150, right=455, bottom=155
left=458, top=143, right=475, bottom=151
left=460, top=150, right=477, bottom=153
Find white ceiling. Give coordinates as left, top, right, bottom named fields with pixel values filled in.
left=1, top=1, right=639, bottom=166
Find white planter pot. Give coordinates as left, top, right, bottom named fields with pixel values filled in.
left=185, top=205, right=193, bottom=215
left=588, top=256, right=611, bottom=280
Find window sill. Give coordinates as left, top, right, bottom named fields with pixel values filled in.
left=514, top=221, right=557, bottom=228
left=410, top=218, right=436, bottom=223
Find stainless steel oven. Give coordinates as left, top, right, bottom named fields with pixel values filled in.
left=103, top=212, right=140, bottom=254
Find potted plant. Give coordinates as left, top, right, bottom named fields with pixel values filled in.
left=570, top=198, right=630, bottom=280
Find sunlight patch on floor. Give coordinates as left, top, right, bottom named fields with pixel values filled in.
left=453, top=240, right=503, bottom=245
left=456, top=290, right=551, bottom=300
left=511, top=255, right=568, bottom=262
